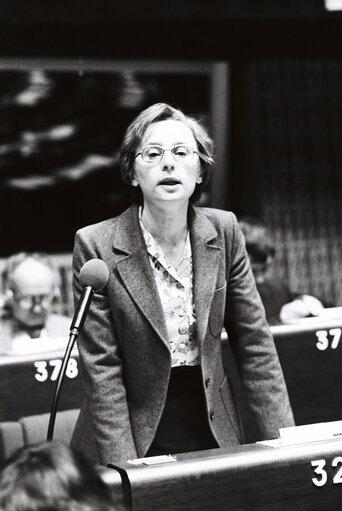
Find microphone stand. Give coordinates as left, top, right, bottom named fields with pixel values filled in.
left=47, top=286, right=93, bottom=442
left=46, top=332, right=78, bottom=441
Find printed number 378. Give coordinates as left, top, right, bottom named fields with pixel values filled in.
left=34, top=358, right=78, bottom=382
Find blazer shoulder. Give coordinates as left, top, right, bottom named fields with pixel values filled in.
left=195, top=206, right=238, bottom=231
left=194, top=208, right=243, bottom=260
left=75, top=216, right=120, bottom=243
left=73, top=217, right=122, bottom=264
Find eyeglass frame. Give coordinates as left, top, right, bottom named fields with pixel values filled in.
left=135, top=144, right=199, bottom=164
left=12, top=292, right=55, bottom=310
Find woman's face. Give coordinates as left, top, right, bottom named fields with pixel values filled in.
left=132, top=120, right=202, bottom=206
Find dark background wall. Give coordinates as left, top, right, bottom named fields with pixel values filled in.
left=0, top=0, right=341, bottom=59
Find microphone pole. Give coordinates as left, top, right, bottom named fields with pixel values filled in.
left=47, top=287, right=93, bottom=441
left=47, top=259, right=109, bottom=442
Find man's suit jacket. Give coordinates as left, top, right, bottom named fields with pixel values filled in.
left=71, top=204, right=294, bottom=465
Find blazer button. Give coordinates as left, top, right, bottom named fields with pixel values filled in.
left=210, top=410, right=215, bottom=421
left=205, top=377, right=210, bottom=388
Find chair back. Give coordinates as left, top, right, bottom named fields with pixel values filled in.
left=0, top=408, right=79, bottom=466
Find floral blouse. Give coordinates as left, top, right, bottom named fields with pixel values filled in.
left=139, top=209, right=199, bottom=367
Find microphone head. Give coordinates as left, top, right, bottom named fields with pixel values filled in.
left=79, top=259, right=109, bottom=292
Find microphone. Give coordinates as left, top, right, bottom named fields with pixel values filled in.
left=47, top=259, right=109, bottom=441
left=70, top=259, right=109, bottom=336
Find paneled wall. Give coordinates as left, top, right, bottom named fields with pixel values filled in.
left=232, top=61, right=342, bottom=306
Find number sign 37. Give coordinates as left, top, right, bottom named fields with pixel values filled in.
left=315, top=329, right=342, bottom=351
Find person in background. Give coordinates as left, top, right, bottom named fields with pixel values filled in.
left=71, top=102, right=294, bottom=466
left=238, top=217, right=324, bottom=325
left=0, top=441, right=120, bottom=511
left=0, top=252, right=71, bottom=354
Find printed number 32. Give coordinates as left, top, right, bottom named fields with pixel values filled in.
left=311, top=457, right=342, bottom=487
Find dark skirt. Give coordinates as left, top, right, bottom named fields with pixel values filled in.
left=146, top=365, right=218, bottom=456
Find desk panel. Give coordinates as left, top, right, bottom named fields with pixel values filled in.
left=272, top=318, right=342, bottom=426
left=0, top=350, right=83, bottom=420
left=222, top=318, right=342, bottom=441
left=107, top=438, right=342, bottom=511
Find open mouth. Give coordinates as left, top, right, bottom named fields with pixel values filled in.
left=159, top=178, right=180, bottom=186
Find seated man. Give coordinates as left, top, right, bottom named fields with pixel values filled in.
left=0, top=252, right=71, bottom=354
left=238, top=217, right=324, bottom=325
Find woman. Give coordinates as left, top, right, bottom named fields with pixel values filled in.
left=71, top=102, right=294, bottom=465
left=0, top=441, right=118, bottom=510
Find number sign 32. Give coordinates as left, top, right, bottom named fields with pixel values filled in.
left=311, top=457, right=342, bottom=487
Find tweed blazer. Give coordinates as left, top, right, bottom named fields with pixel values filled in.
left=71, top=204, right=294, bottom=465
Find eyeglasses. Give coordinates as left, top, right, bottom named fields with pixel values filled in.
left=135, top=145, right=198, bottom=164
left=13, top=293, right=55, bottom=310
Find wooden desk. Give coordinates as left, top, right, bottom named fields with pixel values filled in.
left=2, top=315, right=342, bottom=436
left=272, top=318, right=342, bottom=426
left=105, top=438, right=342, bottom=511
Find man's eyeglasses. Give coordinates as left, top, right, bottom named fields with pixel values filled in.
left=135, top=145, right=198, bottom=164
left=13, top=293, right=55, bottom=310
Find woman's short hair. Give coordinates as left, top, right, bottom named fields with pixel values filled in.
left=0, top=441, right=117, bottom=511
left=119, top=102, right=215, bottom=204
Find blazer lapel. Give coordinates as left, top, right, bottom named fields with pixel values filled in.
left=189, top=207, right=221, bottom=345
left=113, top=205, right=169, bottom=349
left=112, top=205, right=221, bottom=350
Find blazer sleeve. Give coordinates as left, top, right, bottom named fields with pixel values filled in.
left=225, top=214, right=295, bottom=439
left=73, top=228, right=137, bottom=464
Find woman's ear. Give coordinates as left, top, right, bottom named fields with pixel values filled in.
left=196, top=175, right=203, bottom=184
left=131, top=177, right=139, bottom=187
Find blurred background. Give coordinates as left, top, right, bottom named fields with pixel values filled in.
left=0, top=0, right=341, bottom=311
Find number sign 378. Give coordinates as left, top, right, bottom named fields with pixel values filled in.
left=34, top=358, right=78, bottom=382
